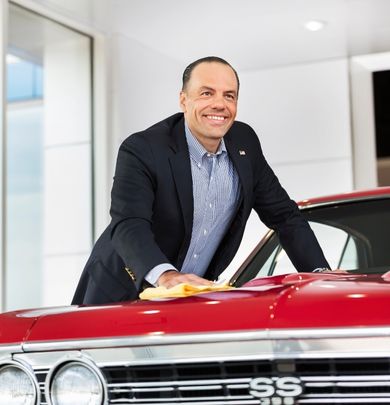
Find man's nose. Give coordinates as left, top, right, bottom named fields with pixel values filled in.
left=210, top=94, right=226, bottom=109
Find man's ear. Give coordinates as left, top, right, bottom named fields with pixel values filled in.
left=179, top=91, right=187, bottom=112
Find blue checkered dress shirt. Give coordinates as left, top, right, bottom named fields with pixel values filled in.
left=144, top=123, right=241, bottom=285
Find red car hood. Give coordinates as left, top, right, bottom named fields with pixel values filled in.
left=2, top=272, right=390, bottom=345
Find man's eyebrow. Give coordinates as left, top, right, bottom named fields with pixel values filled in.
left=199, top=86, right=237, bottom=95
left=199, top=86, right=214, bottom=92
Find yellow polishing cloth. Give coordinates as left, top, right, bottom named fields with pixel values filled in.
left=139, top=283, right=234, bottom=300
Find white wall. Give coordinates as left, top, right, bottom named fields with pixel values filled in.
left=110, top=35, right=182, bottom=154
left=238, top=58, right=353, bottom=200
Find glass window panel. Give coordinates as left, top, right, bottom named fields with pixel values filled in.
left=6, top=4, right=93, bottom=310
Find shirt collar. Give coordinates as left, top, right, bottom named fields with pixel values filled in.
left=184, top=121, right=226, bottom=165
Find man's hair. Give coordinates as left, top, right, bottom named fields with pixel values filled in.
left=181, top=56, right=240, bottom=92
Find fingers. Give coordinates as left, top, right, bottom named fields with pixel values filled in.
left=157, top=271, right=213, bottom=288
left=316, top=268, right=349, bottom=274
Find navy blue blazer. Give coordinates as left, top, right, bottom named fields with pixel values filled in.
left=72, top=113, right=329, bottom=305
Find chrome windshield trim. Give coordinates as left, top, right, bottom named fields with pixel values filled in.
left=229, top=229, right=274, bottom=285
left=231, top=194, right=390, bottom=284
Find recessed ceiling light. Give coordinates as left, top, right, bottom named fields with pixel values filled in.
left=304, top=20, right=327, bottom=32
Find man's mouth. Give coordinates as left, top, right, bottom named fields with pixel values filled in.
left=205, top=115, right=227, bottom=122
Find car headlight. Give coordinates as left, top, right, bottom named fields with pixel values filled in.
left=48, top=360, right=105, bottom=405
left=0, top=361, right=38, bottom=405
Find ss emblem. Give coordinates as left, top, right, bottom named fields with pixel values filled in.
left=249, top=376, right=303, bottom=404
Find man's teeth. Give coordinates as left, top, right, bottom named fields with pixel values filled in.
left=207, top=115, right=225, bottom=121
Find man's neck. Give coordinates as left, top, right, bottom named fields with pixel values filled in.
left=185, top=123, right=221, bottom=154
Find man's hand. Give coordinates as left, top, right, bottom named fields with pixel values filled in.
left=313, top=268, right=349, bottom=274
left=157, top=270, right=213, bottom=289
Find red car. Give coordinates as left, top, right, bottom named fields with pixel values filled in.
left=1, top=187, right=390, bottom=405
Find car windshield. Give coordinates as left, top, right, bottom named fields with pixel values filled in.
left=233, top=198, right=390, bottom=287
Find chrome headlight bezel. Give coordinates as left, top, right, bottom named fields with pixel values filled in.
left=0, top=359, right=40, bottom=405
left=45, top=355, right=107, bottom=405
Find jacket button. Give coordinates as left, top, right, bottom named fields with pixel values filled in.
left=124, top=267, right=136, bottom=282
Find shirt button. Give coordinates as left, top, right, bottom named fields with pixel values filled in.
left=209, top=203, right=212, bottom=208
left=193, top=254, right=198, bottom=259
left=207, top=153, right=211, bottom=157
left=197, top=163, right=201, bottom=168
left=203, top=229, right=207, bottom=235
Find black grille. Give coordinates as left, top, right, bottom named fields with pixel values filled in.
left=34, top=368, right=49, bottom=405
left=102, top=358, right=390, bottom=404
left=105, top=361, right=273, bottom=382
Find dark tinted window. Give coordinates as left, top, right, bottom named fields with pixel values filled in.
left=234, top=199, right=390, bottom=286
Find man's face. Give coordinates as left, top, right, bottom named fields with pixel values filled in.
left=179, top=62, right=238, bottom=151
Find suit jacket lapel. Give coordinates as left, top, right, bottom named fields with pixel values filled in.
left=168, top=118, right=194, bottom=247
left=224, top=134, right=253, bottom=210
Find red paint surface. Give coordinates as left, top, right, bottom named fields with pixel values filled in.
left=1, top=272, right=390, bottom=344
left=2, top=188, right=390, bottom=345
left=0, top=310, right=38, bottom=344
left=298, top=186, right=390, bottom=207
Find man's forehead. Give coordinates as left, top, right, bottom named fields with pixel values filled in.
left=192, top=61, right=235, bottom=76
left=189, top=63, right=238, bottom=89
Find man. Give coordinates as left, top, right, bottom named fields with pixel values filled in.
left=72, top=56, right=330, bottom=305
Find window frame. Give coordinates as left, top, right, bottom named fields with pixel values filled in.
left=0, top=0, right=109, bottom=312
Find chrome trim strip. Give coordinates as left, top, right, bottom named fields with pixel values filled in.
left=229, top=229, right=274, bottom=284
left=0, top=344, right=22, bottom=355
left=14, top=327, right=390, bottom=370
left=111, top=396, right=256, bottom=403
left=180, top=385, right=223, bottom=391
left=305, top=393, right=390, bottom=398
left=109, top=400, right=260, bottom=405
left=20, top=326, right=390, bottom=352
left=15, top=342, right=390, bottom=371
left=107, top=378, right=251, bottom=388
left=106, top=375, right=390, bottom=390
left=131, top=387, right=175, bottom=392
left=298, top=400, right=390, bottom=404
left=303, top=375, right=390, bottom=381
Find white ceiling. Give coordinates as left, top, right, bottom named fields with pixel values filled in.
left=109, top=0, right=390, bottom=71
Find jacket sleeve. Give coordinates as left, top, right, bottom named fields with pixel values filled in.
left=251, top=134, right=330, bottom=272
left=109, top=134, right=172, bottom=287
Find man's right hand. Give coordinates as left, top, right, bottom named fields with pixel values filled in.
left=157, top=270, right=213, bottom=289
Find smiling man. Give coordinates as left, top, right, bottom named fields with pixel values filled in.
left=179, top=60, right=238, bottom=153
left=72, top=56, right=330, bottom=305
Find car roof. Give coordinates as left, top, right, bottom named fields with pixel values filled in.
left=298, top=187, right=390, bottom=209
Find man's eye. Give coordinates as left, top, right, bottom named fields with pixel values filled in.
left=225, top=94, right=236, bottom=101
left=201, top=91, right=211, bottom=96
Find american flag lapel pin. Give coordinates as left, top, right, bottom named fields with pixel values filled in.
left=239, top=150, right=246, bottom=156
